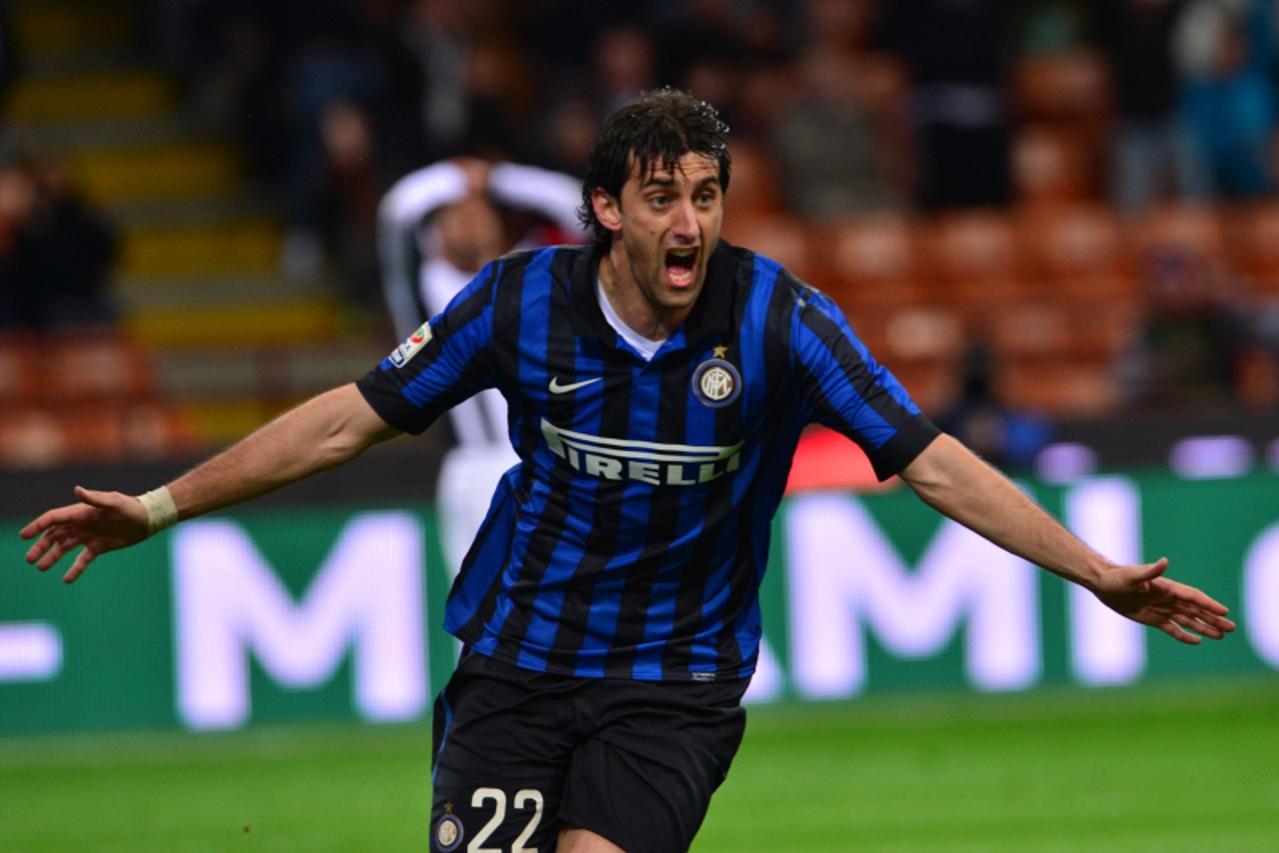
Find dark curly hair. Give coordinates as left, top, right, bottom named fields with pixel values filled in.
left=577, top=88, right=732, bottom=244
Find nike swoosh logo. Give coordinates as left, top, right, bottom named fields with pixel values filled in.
left=548, top=376, right=602, bottom=394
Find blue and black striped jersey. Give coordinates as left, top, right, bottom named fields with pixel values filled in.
left=357, top=240, right=939, bottom=682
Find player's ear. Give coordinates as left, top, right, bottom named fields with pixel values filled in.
left=592, top=188, right=623, bottom=235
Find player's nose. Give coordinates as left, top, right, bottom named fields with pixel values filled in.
left=671, top=199, right=698, bottom=239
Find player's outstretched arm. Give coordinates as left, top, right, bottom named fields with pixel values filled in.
left=20, top=383, right=398, bottom=584
left=899, top=434, right=1235, bottom=645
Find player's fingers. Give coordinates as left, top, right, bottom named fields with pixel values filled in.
left=1172, top=613, right=1222, bottom=640
left=1160, top=619, right=1201, bottom=645
left=24, top=525, right=62, bottom=563
left=1171, top=583, right=1232, bottom=616
left=27, top=526, right=72, bottom=567
left=64, top=548, right=96, bottom=584
left=34, top=531, right=80, bottom=571
left=18, top=506, right=80, bottom=539
left=1176, top=602, right=1235, bottom=634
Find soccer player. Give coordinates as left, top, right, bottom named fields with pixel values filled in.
left=378, top=156, right=586, bottom=578
left=21, top=89, right=1234, bottom=853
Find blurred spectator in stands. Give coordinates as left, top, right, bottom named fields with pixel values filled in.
left=1117, top=247, right=1250, bottom=410
left=1176, top=0, right=1278, bottom=198
left=656, top=0, right=749, bottom=92
left=306, top=99, right=383, bottom=308
left=377, top=155, right=585, bottom=576
left=935, top=342, right=1052, bottom=471
left=0, top=150, right=41, bottom=328
left=30, top=154, right=119, bottom=326
left=772, top=46, right=902, bottom=218
left=879, top=0, right=1013, bottom=210
left=378, top=156, right=585, bottom=338
left=0, top=147, right=117, bottom=330
left=591, top=27, right=657, bottom=117
left=532, top=94, right=599, bottom=177
left=278, top=6, right=392, bottom=285
left=1100, top=0, right=1213, bottom=212
left=393, top=1, right=539, bottom=161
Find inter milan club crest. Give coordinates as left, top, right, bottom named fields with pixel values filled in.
left=435, top=813, right=463, bottom=851
left=691, top=345, right=742, bottom=408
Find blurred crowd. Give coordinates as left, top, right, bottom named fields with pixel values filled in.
left=146, top=0, right=1279, bottom=221
left=5, top=0, right=1279, bottom=454
left=0, top=147, right=118, bottom=330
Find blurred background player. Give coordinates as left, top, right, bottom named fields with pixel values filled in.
left=377, top=156, right=586, bottom=575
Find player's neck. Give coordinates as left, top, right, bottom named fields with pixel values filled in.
left=598, top=247, right=689, bottom=341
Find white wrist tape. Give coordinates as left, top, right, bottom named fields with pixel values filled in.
left=137, top=486, right=179, bottom=536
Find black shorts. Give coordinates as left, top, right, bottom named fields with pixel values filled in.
left=429, top=650, right=749, bottom=853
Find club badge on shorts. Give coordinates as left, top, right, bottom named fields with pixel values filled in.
left=691, top=345, right=741, bottom=408
left=435, top=813, right=463, bottom=851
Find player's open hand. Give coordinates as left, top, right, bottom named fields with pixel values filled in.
left=19, top=486, right=149, bottom=584
left=1092, top=557, right=1235, bottom=644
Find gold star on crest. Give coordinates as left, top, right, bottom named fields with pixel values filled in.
left=712, top=345, right=728, bottom=358
left=444, top=802, right=454, bottom=814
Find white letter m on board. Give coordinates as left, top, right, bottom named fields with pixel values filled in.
left=173, top=513, right=425, bottom=730
left=786, top=493, right=1040, bottom=698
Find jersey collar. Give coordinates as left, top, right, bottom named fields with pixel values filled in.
left=568, top=240, right=736, bottom=348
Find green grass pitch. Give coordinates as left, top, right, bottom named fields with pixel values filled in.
left=2, top=679, right=1277, bottom=851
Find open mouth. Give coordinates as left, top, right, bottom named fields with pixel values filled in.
left=665, top=247, right=699, bottom=286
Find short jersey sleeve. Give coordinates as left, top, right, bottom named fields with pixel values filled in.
left=790, top=288, right=940, bottom=480
left=357, top=261, right=501, bottom=435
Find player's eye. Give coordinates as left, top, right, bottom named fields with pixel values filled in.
left=648, top=194, right=669, bottom=209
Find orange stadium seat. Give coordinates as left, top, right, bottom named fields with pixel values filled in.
left=987, top=298, right=1136, bottom=365
left=0, top=402, right=197, bottom=468
left=0, top=332, right=41, bottom=405
left=1012, top=126, right=1098, bottom=206
left=37, top=330, right=157, bottom=404
left=1002, top=361, right=1118, bottom=416
left=985, top=301, right=1072, bottom=361
left=1019, top=205, right=1126, bottom=279
left=1052, top=273, right=1142, bottom=314
left=1128, top=205, right=1226, bottom=268
left=826, top=215, right=931, bottom=311
left=119, top=402, right=200, bottom=459
left=1225, top=201, right=1279, bottom=294
left=920, top=210, right=1023, bottom=286
left=882, top=304, right=965, bottom=363
left=0, top=409, right=68, bottom=468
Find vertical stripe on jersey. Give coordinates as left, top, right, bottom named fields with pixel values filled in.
left=444, top=256, right=549, bottom=649
left=618, top=356, right=692, bottom=679
left=528, top=338, right=634, bottom=672
left=689, top=253, right=774, bottom=675
left=571, top=358, right=661, bottom=676
left=712, top=254, right=793, bottom=674
left=441, top=253, right=536, bottom=641
left=505, top=252, right=620, bottom=671
left=466, top=248, right=556, bottom=657
left=441, top=470, right=517, bottom=634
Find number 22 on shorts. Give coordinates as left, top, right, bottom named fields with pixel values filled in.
left=437, top=787, right=544, bottom=853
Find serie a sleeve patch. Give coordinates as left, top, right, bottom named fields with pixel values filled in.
left=388, top=323, right=432, bottom=367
